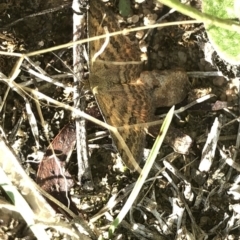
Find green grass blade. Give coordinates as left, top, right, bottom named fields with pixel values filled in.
left=108, top=106, right=175, bottom=237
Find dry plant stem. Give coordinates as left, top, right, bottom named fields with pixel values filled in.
left=138, top=152, right=181, bottom=203
left=22, top=85, right=143, bottom=173
left=0, top=137, right=94, bottom=239
left=0, top=136, right=55, bottom=218
left=222, top=108, right=238, bottom=119
left=109, top=107, right=174, bottom=236
left=72, top=0, right=94, bottom=190
left=25, top=56, right=47, bottom=75
left=25, top=100, right=40, bottom=149
left=92, top=27, right=110, bottom=62
left=8, top=116, right=24, bottom=143
left=170, top=186, right=207, bottom=238
left=0, top=72, right=40, bottom=148
left=32, top=79, right=75, bottom=214
left=0, top=167, right=50, bottom=240
left=22, top=63, right=72, bottom=89
left=159, top=0, right=240, bottom=33
left=0, top=20, right=200, bottom=58
left=33, top=95, right=46, bottom=132
left=2, top=57, right=213, bottom=175
left=117, top=94, right=215, bottom=131
left=0, top=85, right=10, bottom=112
left=163, top=160, right=191, bottom=186
left=1, top=73, right=94, bottom=236
left=187, top=71, right=224, bottom=77
left=18, top=86, right=214, bottom=174
left=90, top=175, right=165, bottom=224
left=90, top=183, right=135, bottom=223
left=138, top=196, right=171, bottom=235
left=120, top=220, right=149, bottom=240
left=2, top=3, right=71, bottom=29
left=160, top=160, right=205, bottom=235
left=1, top=40, right=142, bottom=172
left=226, top=83, right=240, bottom=180
left=0, top=134, right=95, bottom=239
left=129, top=205, right=156, bottom=238
left=143, top=7, right=175, bottom=40
left=158, top=94, right=215, bottom=118
left=199, top=116, right=222, bottom=172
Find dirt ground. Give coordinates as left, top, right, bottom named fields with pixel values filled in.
left=1, top=0, right=240, bottom=239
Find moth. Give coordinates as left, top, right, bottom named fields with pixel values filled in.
left=88, top=1, right=153, bottom=171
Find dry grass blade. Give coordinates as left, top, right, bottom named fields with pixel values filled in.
left=1, top=2, right=239, bottom=238
left=0, top=167, right=49, bottom=239
left=0, top=134, right=94, bottom=239
left=108, top=106, right=175, bottom=237
left=199, top=115, right=223, bottom=172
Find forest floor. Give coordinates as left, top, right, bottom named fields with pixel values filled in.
left=0, top=0, right=240, bottom=239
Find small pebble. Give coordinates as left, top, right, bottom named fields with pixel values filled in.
left=219, top=93, right=227, bottom=101
left=139, top=40, right=148, bottom=52
left=150, top=51, right=157, bottom=60
left=135, top=30, right=144, bottom=39
left=135, top=0, right=145, bottom=3
left=141, top=53, right=148, bottom=61
left=178, top=51, right=187, bottom=63
left=226, top=89, right=238, bottom=102
left=38, top=41, right=44, bottom=47
left=143, top=13, right=158, bottom=25
left=142, top=8, right=151, bottom=15
left=158, top=51, right=165, bottom=57
left=127, top=14, right=139, bottom=24
left=156, top=62, right=163, bottom=69
left=212, top=76, right=226, bottom=87
left=134, top=3, right=140, bottom=9
left=154, top=2, right=163, bottom=10
left=152, top=44, right=159, bottom=51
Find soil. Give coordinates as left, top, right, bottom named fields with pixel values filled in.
left=0, top=0, right=240, bottom=239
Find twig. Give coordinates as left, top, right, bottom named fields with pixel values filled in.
left=72, top=0, right=94, bottom=190
left=2, top=3, right=71, bottom=29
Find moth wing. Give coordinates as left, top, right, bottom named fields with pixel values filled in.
left=95, top=84, right=153, bottom=170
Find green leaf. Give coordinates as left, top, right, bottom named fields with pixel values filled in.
left=119, top=0, right=132, bottom=17
left=202, top=0, right=240, bottom=64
